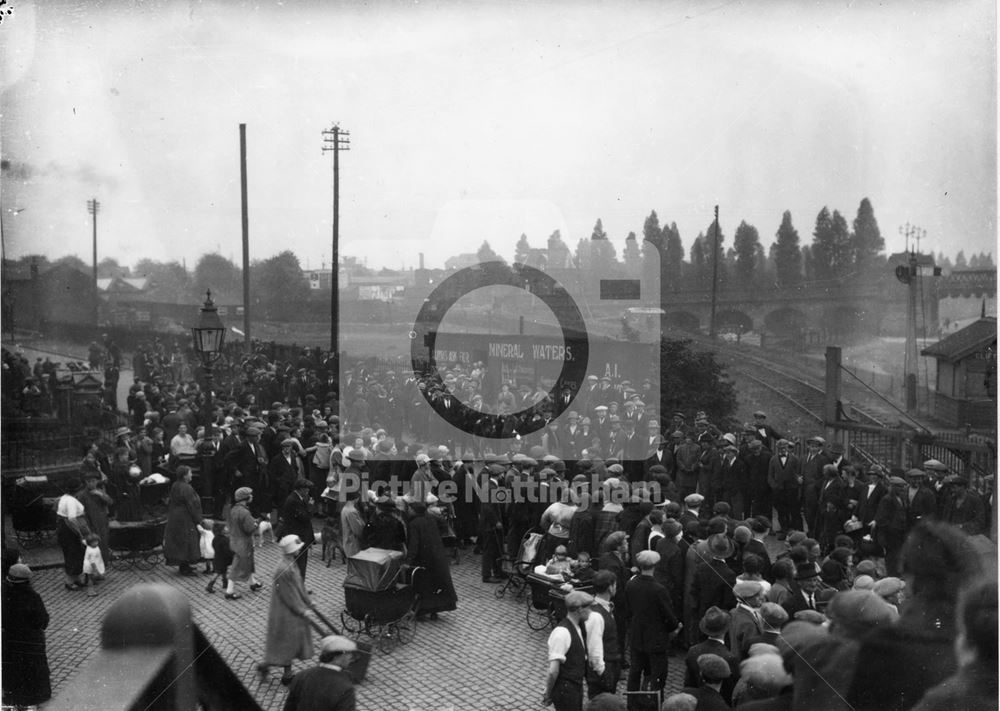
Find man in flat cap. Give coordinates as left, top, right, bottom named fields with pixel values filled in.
left=681, top=654, right=732, bottom=711
left=800, top=435, right=830, bottom=534
left=226, top=423, right=270, bottom=517
left=875, top=476, right=909, bottom=575
left=904, top=468, right=938, bottom=531
left=939, top=474, right=987, bottom=536
left=283, top=635, right=357, bottom=711
left=729, top=580, right=765, bottom=662
left=625, top=549, right=681, bottom=700
left=543, top=590, right=603, bottom=710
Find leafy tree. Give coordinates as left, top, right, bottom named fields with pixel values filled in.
left=623, top=232, right=641, bottom=274
left=133, top=259, right=190, bottom=293
left=53, top=254, right=90, bottom=273
left=733, top=220, right=760, bottom=283
left=955, top=250, right=967, bottom=269
left=514, top=234, right=531, bottom=264
left=774, top=211, right=802, bottom=286
left=251, top=250, right=308, bottom=319
left=476, top=241, right=503, bottom=263
left=660, top=338, right=738, bottom=425
left=193, top=253, right=242, bottom=296
left=663, top=222, right=684, bottom=291
left=851, top=197, right=884, bottom=271
left=547, top=230, right=572, bottom=269
left=97, top=257, right=128, bottom=279
left=15, top=254, right=50, bottom=271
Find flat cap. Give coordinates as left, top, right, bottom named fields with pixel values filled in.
left=564, top=590, right=595, bottom=611
left=319, top=635, right=358, bottom=654
left=759, top=602, right=789, bottom=628
left=733, top=580, right=764, bottom=599
left=697, top=653, right=732, bottom=681
left=827, top=590, right=898, bottom=632
left=635, top=550, right=660, bottom=568
left=872, top=576, right=906, bottom=598
left=684, top=493, right=704, bottom=507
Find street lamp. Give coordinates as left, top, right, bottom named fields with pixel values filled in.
left=191, top=290, right=226, bottom=429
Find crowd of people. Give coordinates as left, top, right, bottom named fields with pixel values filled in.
left=2, top=337, right=996, bottom=711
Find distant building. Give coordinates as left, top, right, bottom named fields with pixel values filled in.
left=921, top=316, right=997, bottom=429
left=937, top=269, right=997, bottom=333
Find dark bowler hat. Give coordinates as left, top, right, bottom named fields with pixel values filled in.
left=699, top=606, right=731, bottom=636
left=707, top=533, right=735, bottom=559
left=293, top=477, right=313, bottom=490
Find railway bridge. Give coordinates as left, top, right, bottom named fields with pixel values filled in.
left=658, top=280, right=914, bottom=338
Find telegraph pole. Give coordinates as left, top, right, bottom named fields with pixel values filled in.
left=896, top=222, right=926, bottom=411
left=321, top=123, right=350, bottom=377
left=87, top=198, right=100, bottom=326
left=240, top=124, right=251, bottom=351
left=709, top=204, right=720, bottom=339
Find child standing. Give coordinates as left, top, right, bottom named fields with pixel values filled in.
left=82, top=533, right=105, bottom=597
left=198, top=519, right=215, bottom=574
left=205, top=522, right=233, bottom=594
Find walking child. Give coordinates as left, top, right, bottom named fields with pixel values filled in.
left=206, top=522, right=234, bottom=594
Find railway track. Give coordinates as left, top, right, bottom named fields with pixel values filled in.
left=677, top=330, right=890, bottom=430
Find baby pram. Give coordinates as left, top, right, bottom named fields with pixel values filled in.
left=494, top=529, right=543, bottom=600
left=525, top=571, right=594, bottom=631
left=340, top=547, right=423, bottom=653
left=108, top=517, right=167, bottom=570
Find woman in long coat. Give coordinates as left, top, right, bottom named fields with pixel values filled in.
left=258, top=535, right=315, bottom=685
left=55, top=477, right=87, bottom=590
left=2, top=564, right=51, bottom=707
left=405, top=500, right=457, bottom=619
left=225, top=487, right=262, bottom=600
left=162, top=465, right=203, bottom=576
left=79, top=471, right=113, bottom=568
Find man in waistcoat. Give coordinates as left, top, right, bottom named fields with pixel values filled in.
left=543, top=590, right=604, bottom=711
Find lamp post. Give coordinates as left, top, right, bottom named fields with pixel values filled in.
left=191, top=290, right=227, bottom=431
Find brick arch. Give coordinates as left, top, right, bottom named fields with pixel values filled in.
left=764, top=307, right=807, bottom=333
left=715, top=309, right=754, bottom=333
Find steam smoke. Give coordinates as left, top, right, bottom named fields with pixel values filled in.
left=1, top=158, right=118, bottom=189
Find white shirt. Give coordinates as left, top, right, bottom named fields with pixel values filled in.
left=547, top=616, right=605, bottom=675
left=57, top=493, right=85, bottom=519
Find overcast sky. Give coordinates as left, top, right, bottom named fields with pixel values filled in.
left=1, top=0, right=995, bottom=272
